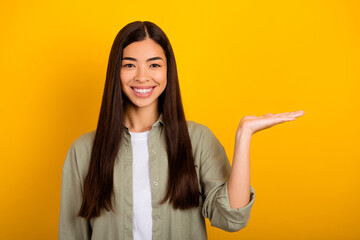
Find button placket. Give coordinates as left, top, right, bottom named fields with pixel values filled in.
left=151, top=149, right=158, bottom=187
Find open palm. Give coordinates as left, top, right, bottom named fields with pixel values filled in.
left=238, top=110, right=305, bottom=135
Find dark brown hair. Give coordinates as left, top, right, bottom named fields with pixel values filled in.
left=78, top=21, right=200, bottom=220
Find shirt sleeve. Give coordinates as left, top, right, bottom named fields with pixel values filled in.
left=58, top=143, right=92, bottom=240
left=199, top=125, right=256, bottom=232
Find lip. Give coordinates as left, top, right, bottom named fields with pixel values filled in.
left=131, top=86, right=156, bottom=89
left=130, top=86, right=156, bottom=98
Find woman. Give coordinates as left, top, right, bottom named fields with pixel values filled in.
left=58, top=21, right=305, bottom=240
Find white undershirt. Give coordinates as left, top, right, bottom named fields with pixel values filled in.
left=130, top=130, right=152, bottom=240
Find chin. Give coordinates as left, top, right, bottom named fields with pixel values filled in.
left=131, top=100, right=156, bottom=108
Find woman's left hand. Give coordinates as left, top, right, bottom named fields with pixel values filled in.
left=237, top=110, right=305, bottom=136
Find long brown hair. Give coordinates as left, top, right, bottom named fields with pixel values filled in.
left=78, top=21, right=200, bottom=220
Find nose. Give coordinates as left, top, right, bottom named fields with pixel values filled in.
left=135, top=65, right=149, bottom=83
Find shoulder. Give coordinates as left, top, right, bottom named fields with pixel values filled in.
left=70, top=130, right=96, bottom=152
left=186, top=120, right=208, bottom=138
left=186, top=120, right=219, bottom=147
left=186, top=120, right=205, bottom=130
left=63, top=130, right=96, bottom=173
left=185, top=120, right=227, bottom=167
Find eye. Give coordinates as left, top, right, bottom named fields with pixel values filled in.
left=122, top=63, right=134, bottom=68
left=150, top=63, right=161, bottom=68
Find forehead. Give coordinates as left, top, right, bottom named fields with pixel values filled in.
left=122, top=38, right=165, bottom=59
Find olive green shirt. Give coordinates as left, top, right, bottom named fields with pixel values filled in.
left=58, top=114, right=256, bottom=240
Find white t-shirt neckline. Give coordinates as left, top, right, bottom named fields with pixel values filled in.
left=129, top=130, right=151, bottom=140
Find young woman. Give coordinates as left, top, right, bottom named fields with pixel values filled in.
left=58, top=21, right=305, bottom=240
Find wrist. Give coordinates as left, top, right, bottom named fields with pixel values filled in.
left=236, top=126, right=253, bottom=139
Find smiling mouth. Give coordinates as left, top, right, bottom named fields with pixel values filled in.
left=130, top=86, right=156, bottom=95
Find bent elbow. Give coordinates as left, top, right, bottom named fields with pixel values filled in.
left=225, top=221, right=248, bottom=232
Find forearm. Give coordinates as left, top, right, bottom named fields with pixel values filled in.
left=227, top=128, right=252, bottom=209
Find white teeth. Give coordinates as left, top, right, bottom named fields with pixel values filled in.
left=133, top=87, right=153, bottom=94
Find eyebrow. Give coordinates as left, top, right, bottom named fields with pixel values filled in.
left=122, top=57, right=164, bottom=62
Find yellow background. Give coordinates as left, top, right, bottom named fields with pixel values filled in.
left=1, top=0, right=359, bottom=239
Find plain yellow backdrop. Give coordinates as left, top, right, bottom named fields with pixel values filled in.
left=1, top=0, right=359, bottom=239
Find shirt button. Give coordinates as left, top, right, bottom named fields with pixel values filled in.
left=153, top=181, right=158, bottom=186
left=154, top=215, right=160, bottom=221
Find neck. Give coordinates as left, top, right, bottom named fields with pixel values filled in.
left=123, top=103, right=159, bottom=133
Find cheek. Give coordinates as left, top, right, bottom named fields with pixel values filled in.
left=161, top=71, right=167, bottom=87
left=120, top=72, right=130, bottom=86
left=157, top=70, right=167, bottom=83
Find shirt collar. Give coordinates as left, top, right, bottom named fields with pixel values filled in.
left=152, top=113, right=165, bottom=127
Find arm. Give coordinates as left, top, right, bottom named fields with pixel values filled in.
left=228, top=110, right=305, bottom=209
left=199, top=125, right=255, bottom=232
left=227, top=127, right=252, bottom=209
left=58, top=144, right=91, bottom=240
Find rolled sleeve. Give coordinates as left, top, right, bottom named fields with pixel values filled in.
left=199, top=125, right=256, bottom=232
left=213, top=182, right=255, bottom=231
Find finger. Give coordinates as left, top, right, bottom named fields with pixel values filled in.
left=274, top=112, right=290, bottom=118
left=287, top=111, right=305, bottom=117
left=295, top=110, right=305, bottom=116
left=290, top=110, right=305, bottom=114
left=277, top=117, right=296, bottom=122
left=277, top=111, right=304, bottom=117
left=267, top=118, right=294, bottom=127
left=284, top=117, right=296, bottom=121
